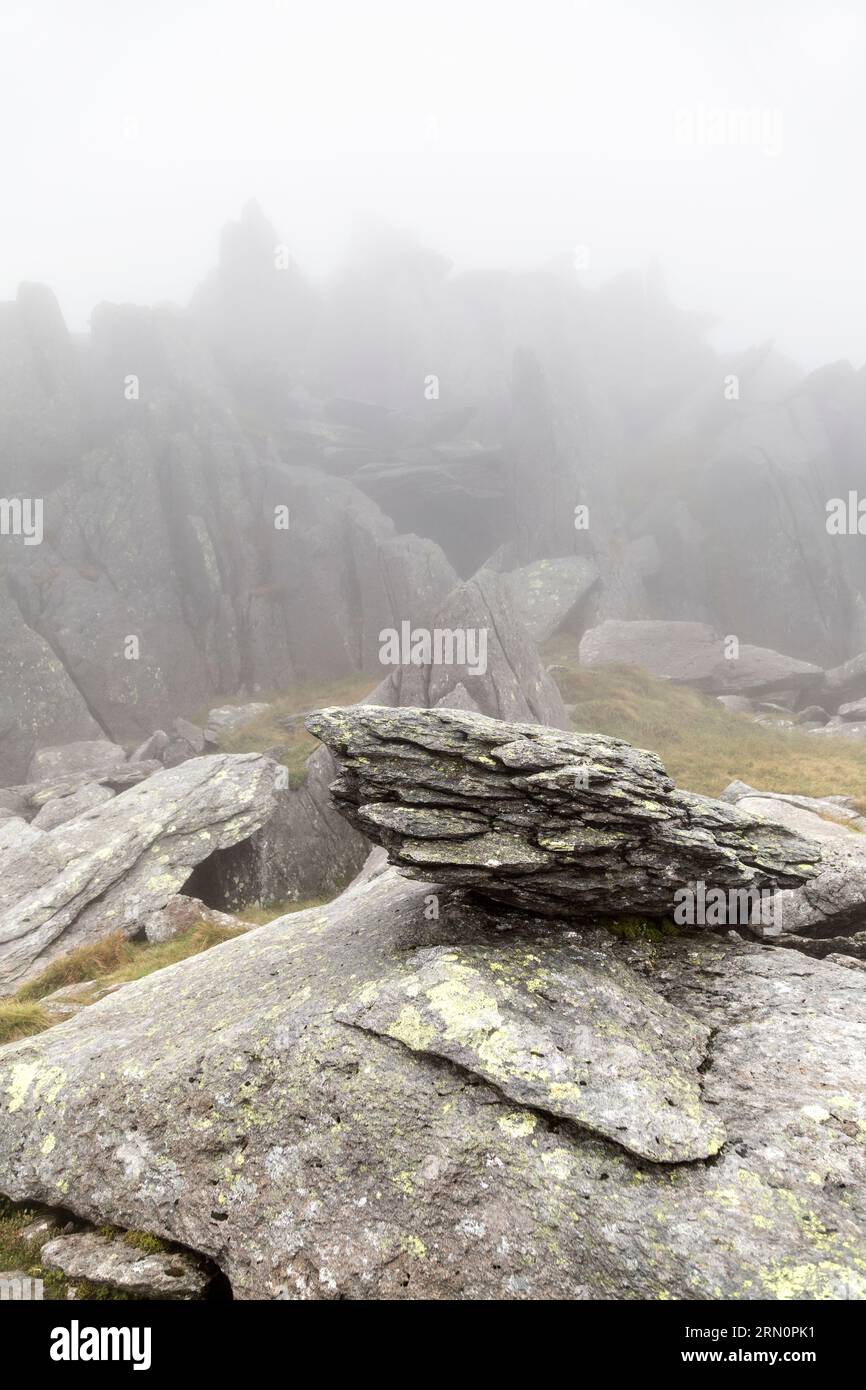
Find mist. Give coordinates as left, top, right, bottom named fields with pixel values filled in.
left=2, top=0, right=865, bottom=367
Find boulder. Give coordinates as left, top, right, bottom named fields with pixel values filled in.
left=497, top=556, right=598, bottom=643
left=40, top=1232, right=210, bottom=1300
left=30, top=782, right=115, bottom=832
left=130, top=731, right=169, bottom=764
left=142, top=894, right=253, bottom=945
left=821, top=651, right=866, bottom=707
left=0, top=599, right=103, bottom=786
left=27, top=740, right=125, bottom=784
left=173, top=718, right=207, bottom=754
left=838, top=699, right=866, bottom=721
left=0, top=753, right=278, bottom=995
left=2, top=865, right=866, bottom=1299
left=306, top=705, right=822, bottom=923
left=578, top=620, right=824, bottom=695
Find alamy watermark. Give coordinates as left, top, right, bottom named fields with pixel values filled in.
left=379, top=621, right=488, bottom=676
left=0, top=496, right=43, bottom=545
left=674, top=105, right=783, bottom=158
left=0, top=1274, right=43, bottom=1300
left=673, top=880, right=779, bottom=930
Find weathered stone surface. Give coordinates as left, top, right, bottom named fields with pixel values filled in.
left=40, top=1232, right=210, bottom=1299
left=1, top=867, right=865, bottom=1299
left=0, top=599, right=103, bottom=787
left=0, top=753, right=278, bottom=994
left=306, top=705, right=822, bottom=923
left=497, top=556, right=598, bottom=643
left=31, top=782, right=115, bottom=832
left=579, top=620, right=824, bottom=695
left=27, top=741, right=125, bottom=785
left=130, top=731, right=169, bottom=764
left=338, top=941, right=725, bottom=1162
left=173, top=718, right=207, bottom=754
left=838, top=698, right=866, bottom=721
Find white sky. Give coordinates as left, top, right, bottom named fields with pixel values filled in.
left=1, top=0, right=863, bottom=368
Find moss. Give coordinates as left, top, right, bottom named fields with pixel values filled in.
left=604, top=916, right=679, bottom=943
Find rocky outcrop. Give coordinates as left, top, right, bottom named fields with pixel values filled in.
left=0, top=753, right=278, bottom=995
left=0, top=600, right=104, bottom=786
left=306, top=705, right=823, bottom=923
left=369, top=570, right=568, bottom=729
left=578, top=620, right=824, bottom=695
left=2, top=863, right=865, bottom=1299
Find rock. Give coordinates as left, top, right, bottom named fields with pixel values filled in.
left=182, top=746, right=370, bottom=911
left=826, top=954, right=866, bottom=973
left=497, top=556, right=598, bottom=643
left=731, top=796, right=863, bottom=845
left=821, top=651, right=866, bottom=707
left=771, top=843, right=866, bottom=937
left=578, top=620, right=824, bottom=696
left=808, top=721, right=866, bottom=741
left=0, top=599, right=103, bottom=786
left=796, top=705, right=830, bottom=724
left=204, top=704, right=271, bottom=743
left=27, top=741, right=125, bottom=785
left=717, top=695, right=755, bottom=713
left=370, top=570, right=569, bottom=730
left=306, top=705, right=822, bottom=922
left=160, top=736, right=199, bottom=768
left=31, top=782, right=114, bottom=832
left=40, top=1233, right=210, bottom=1300
left=0, top=818, right=44, bottom=855
left=0, top=788, right=31, bottom=819
left=25, top=761, right=160, bottom=813
left=722, top=784, right=866, bottom=832
left=19, top=1214, right=66, bottom=1247
left=173, top=718, right=207, bottom=755
left=0, top=753, right=279, bottom=995
left=838, top=699, right=866, bottom=721
left=2, top=867, right=866, bottom=1299
left=130, top=731, right=169, bottom=763
left=141, top=894, right=252, bottom=945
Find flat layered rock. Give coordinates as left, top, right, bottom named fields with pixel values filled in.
left=306, top=705, right=822, bottom=923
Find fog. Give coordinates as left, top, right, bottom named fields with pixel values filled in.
left=1, top=0, right=863, bottom=368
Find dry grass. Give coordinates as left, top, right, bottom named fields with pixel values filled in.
left=0, top=1001, right=53, bottom=1046
left=544, top=643, right=866, bottom=801
left=15, top=921, right=246, bottom=1011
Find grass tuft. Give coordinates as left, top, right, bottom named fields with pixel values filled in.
left=0, top=1002, right=53, bottom=1045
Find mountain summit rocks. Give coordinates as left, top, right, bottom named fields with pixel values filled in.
left=306, top=705, right=823, bottom=923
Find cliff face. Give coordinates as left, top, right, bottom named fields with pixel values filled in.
left=2, top=204, right=865, bottom=783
